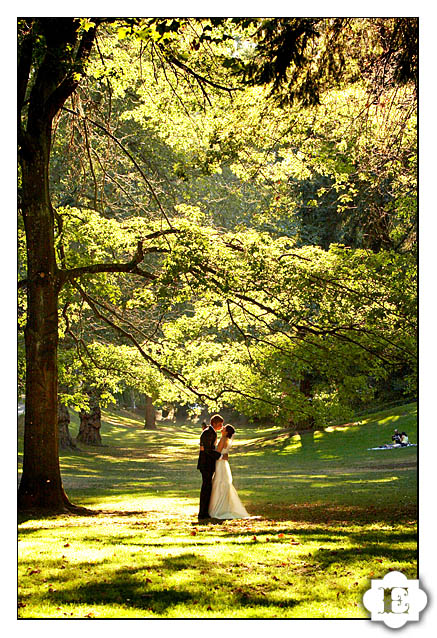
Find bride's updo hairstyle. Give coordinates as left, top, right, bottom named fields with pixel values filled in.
left=224, top=424, right=235, bottom=439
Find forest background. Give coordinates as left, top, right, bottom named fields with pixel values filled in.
left=9, top=5, right=437, bottom=630
left=17, top=14, right=419, bottom=511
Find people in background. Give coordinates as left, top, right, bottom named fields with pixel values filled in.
left=400, top=431, right=409, bottom=446
left=392, top=429, right=402, bottom=445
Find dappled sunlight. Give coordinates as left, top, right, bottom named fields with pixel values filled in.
left=346, top=476, right=400, bottom=484
left=359, top=403, right=417, bottom=427
left=377, top=415, right=400, bottom=425
left=18, top=500, right=417, bottom=618
left=19, top=402, right=417, bottom=618
left=79, top=495, right=199, bottom=517
left=17, top=12, right=418, bottom=618
left=324, top=423, right=359, bottom=433
left=52, top=402, right=417, bottom=512
left=104, top=416, right=144, bottom=428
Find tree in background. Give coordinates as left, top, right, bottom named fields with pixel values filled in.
left=18, top=17, right=417, bottom=512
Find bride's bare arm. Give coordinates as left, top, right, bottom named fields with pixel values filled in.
left=217, top=433, right=229, bottom=458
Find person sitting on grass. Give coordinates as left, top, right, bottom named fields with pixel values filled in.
left=392, top=429, right=402, bottom=445
left=400, top=432, right=409, bottom=446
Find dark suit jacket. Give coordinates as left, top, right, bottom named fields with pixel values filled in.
left=197, top=425, right=221, bottom=471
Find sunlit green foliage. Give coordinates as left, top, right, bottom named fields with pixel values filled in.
left=151, top=230, right=416, bottom=425
left=19, top=17, right=417, bottom=425
left=46, top=197, right=416, bottom=425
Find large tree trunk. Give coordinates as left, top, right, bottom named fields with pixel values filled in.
left=77, top=395, right=102, bottom=445
left=18, top=19, right=98, bottom=513
left=18, top=134, right=67, bottom=511
left=58, top=402, right=76, bottom=450
left=144, top=395, right=157, bottom=430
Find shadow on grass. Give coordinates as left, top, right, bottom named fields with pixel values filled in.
left=18, top=500, right=417, bottom=529
left=50, top=578, right=195, bottom=614
left=22, top=557, right=200, bottom=614
left=312, top=544, right=416, bottom=569
left=232, top=589, right=299, bottom=610
left=39, top=552, right=299, bottom=616
left=156, top=553, right=299, bottom=611
left=255, top=503, right=417, bottom=524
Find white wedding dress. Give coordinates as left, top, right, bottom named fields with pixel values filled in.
left=208, top=440, right=250, bottom=519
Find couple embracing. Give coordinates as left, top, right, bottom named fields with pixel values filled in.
left=197, top=414, right=250, bottom=522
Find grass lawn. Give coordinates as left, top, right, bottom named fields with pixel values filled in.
left=17, top=402, right=417, bottom=619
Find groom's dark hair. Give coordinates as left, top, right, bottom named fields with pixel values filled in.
left=210, top=414, right=224, bottom=426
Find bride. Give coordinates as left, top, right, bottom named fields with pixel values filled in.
left=208, top=424, right=250, bottom=519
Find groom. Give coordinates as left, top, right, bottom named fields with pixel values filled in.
left=197, top=414, right=224, bottom=521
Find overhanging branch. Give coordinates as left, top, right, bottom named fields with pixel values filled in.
left=61, top=106, right=174, bottom=228
left=73, top=281, right=288, bottom=409
left=74, top=281, right=218, bottom=403
left=57, top=229, right=177, bottom=287
left=159, top=46, right=241, bottom=95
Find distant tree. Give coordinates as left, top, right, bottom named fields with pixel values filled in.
left=77, top=390, right=103, bottom=446
left=144, top=396, right=157, bottom=430
left=243, top=18, right=417, bottom=106
left=58, top=400, right=76, bottom=450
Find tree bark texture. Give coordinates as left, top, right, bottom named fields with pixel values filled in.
left=144, top=395, right=157, bottom=429
left=18, top=121, right=66, bottom=510
left=18, top=19, right=98, bottom=512
left=77, top=395, right=102, bottom=445
left=58, top=402, right=76, bottom=449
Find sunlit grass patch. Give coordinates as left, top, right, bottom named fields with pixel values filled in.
left=18, top=511, right=417, bottom=619
left=18, top=402, right=417, bottom=618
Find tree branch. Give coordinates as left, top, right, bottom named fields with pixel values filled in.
left=159, top=46, right=241, bottom=95
left=74, top=281, right=219, bottom=403
left=57, top=228, right=177, bottom=286
left=61, top=106, right=174, bottom=228
left=44, top=20, right=101, bottom=121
